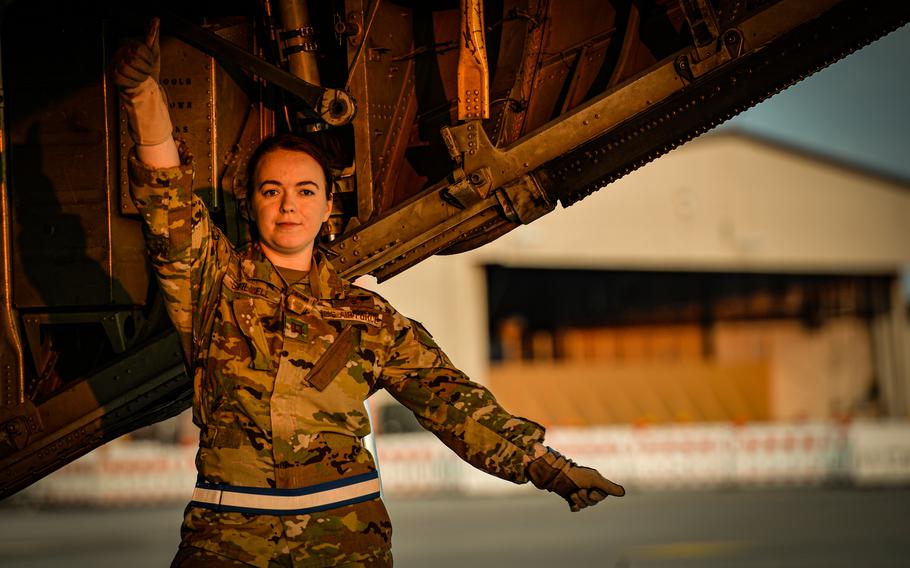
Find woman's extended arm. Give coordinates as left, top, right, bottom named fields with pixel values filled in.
left=379, top=312, right=624, bottom=511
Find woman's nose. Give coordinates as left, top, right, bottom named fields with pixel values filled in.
left=279, top=195, right=295, bottom=213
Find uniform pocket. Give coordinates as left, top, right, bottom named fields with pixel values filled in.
left=273, top=324, right=374, bottom=439
left=307, top=326, right=358, bottom=391
left=199, top=424, right=243, bottom=449
left=230, top=296, right=275, bottom=371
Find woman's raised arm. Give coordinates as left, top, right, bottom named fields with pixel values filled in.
left=112, top=18, right=179, bottom=168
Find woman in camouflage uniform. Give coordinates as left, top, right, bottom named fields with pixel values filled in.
left=114, top=19, right=624, bottom=568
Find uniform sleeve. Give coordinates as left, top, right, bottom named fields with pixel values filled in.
left=378, top=311, right=546, bottom=484
left=127, top=142, right=231, bottom=365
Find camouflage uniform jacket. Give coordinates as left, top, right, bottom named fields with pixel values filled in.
left=128, top=147, right=546, bottom=567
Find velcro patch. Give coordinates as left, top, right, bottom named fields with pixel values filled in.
left=284, top=317, right=308, bottom=339
left=224, top=272, right=281, bottom=302
left=320, top=307, right=383, bottom=328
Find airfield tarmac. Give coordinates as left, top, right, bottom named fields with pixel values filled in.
left=1, top=488, right=908, bottom=567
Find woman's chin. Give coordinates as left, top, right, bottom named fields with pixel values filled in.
left=263, top=239, right=313, bottom=257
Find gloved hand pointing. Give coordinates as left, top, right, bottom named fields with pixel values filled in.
left=527, top=447, right=625, bottom=512
left=112, top=18, right=173, bottom=146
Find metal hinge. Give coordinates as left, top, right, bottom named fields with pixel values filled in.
left=0, top=401, right=43, bottom=453
left=676, top=0, right=744, bottom=81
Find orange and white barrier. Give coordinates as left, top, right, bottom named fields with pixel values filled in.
left=376, top=421, right=910, bottom=495
left=16, top=421, right=910, bottom=506
left=848, top=421, right=910, bottom=485
left=22, top=442, right=197, bottom=506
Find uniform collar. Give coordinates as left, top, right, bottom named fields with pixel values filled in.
left=308, top=246, right=347, bottom=299
left=239, top=242, right=346, bottom=300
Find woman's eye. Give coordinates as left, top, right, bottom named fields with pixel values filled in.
left=262, top=188, right=279, bottom=197
left=301, top=189, right=315, bottom=196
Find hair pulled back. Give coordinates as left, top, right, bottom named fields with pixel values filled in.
left=245, top=133, right=335, bottom=200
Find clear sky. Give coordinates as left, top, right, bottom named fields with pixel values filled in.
left=724, top=23, right=910, bottom=182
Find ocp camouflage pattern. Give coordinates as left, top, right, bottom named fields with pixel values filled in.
left=128, top=145, right=546, bottom=567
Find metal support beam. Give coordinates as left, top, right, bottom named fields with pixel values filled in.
left=163, top=13, right=356, bottom=126
left=327, top=0, right=909, bottom=283
left=0, top=36, right=25, bottom=409
left=276, top=0, right=321, bottom=86
left=441, top=0, right=847, bottom=196
left=457, top=0, right=490, bottom=120
left=0, top=331, right=188, bottom=499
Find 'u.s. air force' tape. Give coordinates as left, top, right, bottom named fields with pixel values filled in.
left=190, top=470, right=381, bottom=515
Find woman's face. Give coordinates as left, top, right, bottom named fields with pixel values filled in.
left=249, top=148, right=331, bottom=264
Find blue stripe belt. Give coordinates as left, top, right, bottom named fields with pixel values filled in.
left=190, top=471, right=381, bottom=516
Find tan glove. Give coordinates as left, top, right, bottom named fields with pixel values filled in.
left=527, top=447, right=625, bottom=512
left=112, top=18, right=172, bottom=146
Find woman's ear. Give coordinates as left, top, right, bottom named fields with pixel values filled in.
left=323, top=194, right=333, bottom=222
